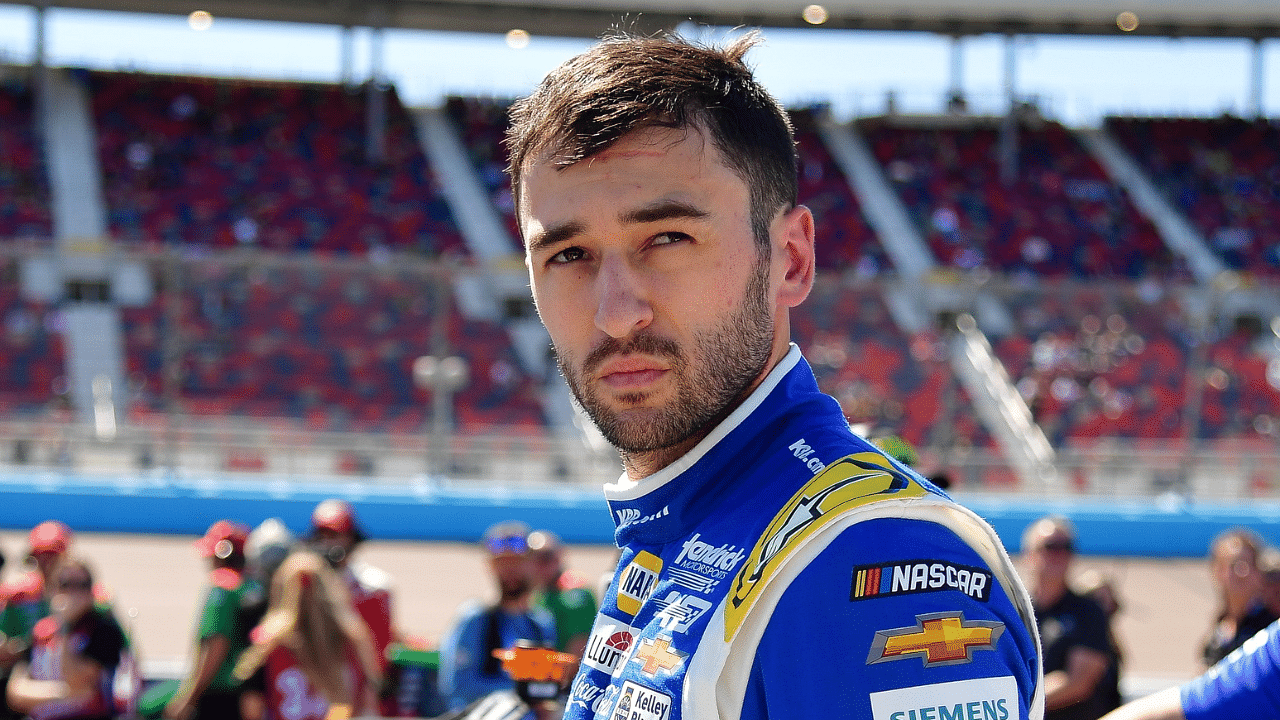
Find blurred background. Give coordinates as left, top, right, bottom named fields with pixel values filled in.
left=0, top=0, right=1279, bottom=708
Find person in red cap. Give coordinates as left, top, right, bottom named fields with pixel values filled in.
left=0, top=521, right=75, bottom=698
left=164, top=520, right=263, bottom=720
left=305, top=499, right=401, bottom=715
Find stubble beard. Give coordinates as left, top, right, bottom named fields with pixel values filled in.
left=557, top=253, right=775, bottom=456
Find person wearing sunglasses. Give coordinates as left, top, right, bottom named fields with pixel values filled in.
left=5, top=557, right=127, bottom=720
left=1024, top=516, right=1121, bottom=720
left=437, top=521, right=555, bottom=713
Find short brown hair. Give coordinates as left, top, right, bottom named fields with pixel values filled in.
left=506, top=31, right=798, bottom=251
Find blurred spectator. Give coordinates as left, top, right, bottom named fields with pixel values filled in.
left=234, top=551, right=382, bottom=720
left=5, top=557, right=126, bottom=720
left=244, top=519, right=295, bottom=594
left=164, top=521, right=262, bottom=720
left=1080, top=570, right=1126, bottom=713
left=1023, top=516, right=1121, bottom=720
left=437, top=521, right=554, bottom=711
left=306, top=499, right=400, bottom=714
left=1259, top=547, right=1280, bottom=619
left=527, top=530, right=596, bottom=657
left=0, top=521, right=75, bottom=687
left=1201, top=527, right=1277, bottom=666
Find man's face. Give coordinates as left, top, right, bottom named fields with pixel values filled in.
left=1026, top=529, right=1074, bottom=582
left=491, top=554, right=533, bottom=602
left=521, top=125, right=798, bottom=457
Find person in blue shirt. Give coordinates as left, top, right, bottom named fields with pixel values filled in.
left=437, top=522, right=556, bottom=711
left=1101, top=619, right=1280, bottom=720
left=505, top=30, right=1044, bottom=720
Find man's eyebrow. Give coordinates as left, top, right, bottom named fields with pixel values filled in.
left=526, top=200, right=708, bottom=252
left=621, top=200, right=709, bottom=225
left=527, top=220, right=585, bottom=253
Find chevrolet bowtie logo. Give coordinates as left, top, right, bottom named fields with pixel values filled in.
left=867, top=612, right=1004, bottom=667
left=633, top=636, right=687, bottom=676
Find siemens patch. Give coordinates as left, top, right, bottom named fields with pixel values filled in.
left=851, top=560, right=991, bottom=602
left=869, top=676, right=1018, bottom=720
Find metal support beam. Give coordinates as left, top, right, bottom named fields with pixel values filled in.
left=1249, top=38, right=1266, bottom=118
left=340, top=24, right=355, bottom=86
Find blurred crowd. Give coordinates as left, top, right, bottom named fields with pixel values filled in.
left=0, top=510, right=1275, bottom=720
left=0, top=508, right=598, bottom=720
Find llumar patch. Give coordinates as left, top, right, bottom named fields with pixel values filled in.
left=724, top=451, right=928, bottom=639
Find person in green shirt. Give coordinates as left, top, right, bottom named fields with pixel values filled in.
left=164, top=521, right=263, bottom=720
left=527, top=530, right=597, bottom=658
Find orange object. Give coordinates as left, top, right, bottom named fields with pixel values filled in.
left=491, top=646, right=579, bottom=684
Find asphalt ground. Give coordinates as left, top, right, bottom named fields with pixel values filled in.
left=0, top=530, right=1215, bottom=694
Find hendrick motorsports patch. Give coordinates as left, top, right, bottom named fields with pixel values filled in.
left=851, top=560, right=992, bottom=602
left=868, top=676, right=1017, bottom=720
left=609, top=681, right=672, bottom=720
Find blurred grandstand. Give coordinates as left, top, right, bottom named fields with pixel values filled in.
left=0, top=0, right=1278, bottom=505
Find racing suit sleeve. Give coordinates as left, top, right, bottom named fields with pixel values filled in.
left=738, top=516, right=1040, bottom=720
left=1181, top=619, right=1280, bottom=720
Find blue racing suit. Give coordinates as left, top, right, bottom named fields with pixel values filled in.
left=564, top=346, right=1044, bottom=720
left=1182, top=619, right=1280, bottom=720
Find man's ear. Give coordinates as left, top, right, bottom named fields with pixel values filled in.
left=775, top=204, right=816, bottom=309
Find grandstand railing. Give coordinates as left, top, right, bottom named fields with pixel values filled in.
left=1, top=416, right=1277, bottom=500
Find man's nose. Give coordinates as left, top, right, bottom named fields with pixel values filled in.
left=594, top=255, right=653, bottom=339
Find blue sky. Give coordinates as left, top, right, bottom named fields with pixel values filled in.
left=0, top=3, right=1277, bottom=124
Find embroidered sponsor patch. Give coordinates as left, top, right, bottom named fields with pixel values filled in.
left=868, top=676, right=1018, bottom=720
left=867, top=612, right=1004, bottom=667
left=851, top=560, right=992, bottom=602
left=652, top=591, right=713, bottom=633
left=617, top=551, right=662, bottom=617
left=725, top=452, right=928, bottom=640
left=630, top=635, right=687, bottom=677
left=609, top=681, right=672, bottom=720
left=581, top=620, right=638, bottom=675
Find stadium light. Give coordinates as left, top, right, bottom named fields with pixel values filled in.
left=1116, top=11, right=1139, bottom=32
left=802, top=5, right=829, bottom=25
left=506, top=29, right=531, bottom=49
left=188, top=10, right=213, bottom=31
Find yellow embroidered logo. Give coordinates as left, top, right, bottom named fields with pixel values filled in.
left=617, top=551, right=663, bottom=618
left=866, top=612, right=1005, bottom=666
left=724, top=452, right=927, bottom=640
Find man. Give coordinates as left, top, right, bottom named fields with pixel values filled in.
left=507, top=31, right=1042, bottom=720
left=528, top=530, right=596, bottom=657
left=1101, top=618, right=1280, bottom=720
left=164, top=520, right=262, bottom=720
left=437, top=521, right=556, bottom=711
left=1023, top=516, right=1118, bottom=720
left=306, top=500, right=399, bottom=685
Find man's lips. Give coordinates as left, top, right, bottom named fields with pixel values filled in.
left=596, top=357, right=669, bottom=389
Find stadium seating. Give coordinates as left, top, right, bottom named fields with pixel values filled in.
left=792, top=279, right=991, bottom=452
left=120, top=261, right=547, bottom=434
left=0, top=79, right=51, bottom=241
left=1106, top=117, right=1280, bottom=277
left=92, top=72, right=464, bottom=256
left=0, top=258, right=64, bottom=411
left=789, top=109, right=883, bottom=272
left=862, top=117, right=1176, bottom=278
left=444, top=96, right=522, bottom=248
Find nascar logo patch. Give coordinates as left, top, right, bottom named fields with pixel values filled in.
left=851, top=560, right=992, bottom=602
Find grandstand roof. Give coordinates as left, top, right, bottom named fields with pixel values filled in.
left=41, top=0, right=1280, bottom=39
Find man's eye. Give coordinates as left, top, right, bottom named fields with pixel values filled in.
left=651, top=232, right=690, bottom=246
left=549, top=247, right=586, bottom=264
